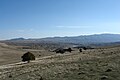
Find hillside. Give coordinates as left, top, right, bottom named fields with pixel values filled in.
left=0, top=43, right=55, bottom=65
left=0, top=46, right=120, bottom=80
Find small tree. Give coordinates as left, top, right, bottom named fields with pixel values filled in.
left=21, top=52, right=35, bottom=63
left=79, top=48, right=82, bottom=52
left=67, top=48, right=72, bottom=52
left=83, top=47, right=87, bottom=50
left=56, top=49, right=65, bottom=54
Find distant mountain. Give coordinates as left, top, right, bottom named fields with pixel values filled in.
left=10, top=38, right=25, bottom=41
left=39, top=34, right=120, bottom=44
left=5, top=34, right=120, bottom=45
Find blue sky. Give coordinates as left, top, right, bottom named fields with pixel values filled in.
left=0, top=0, right=120, bottom=40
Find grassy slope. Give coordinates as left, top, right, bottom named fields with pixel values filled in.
left=0, top=47, right=120, bottom=80
left=0, top=43, right=55, bottom=65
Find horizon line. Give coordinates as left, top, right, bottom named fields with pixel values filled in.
left=1, top=32, right=120, bottom=41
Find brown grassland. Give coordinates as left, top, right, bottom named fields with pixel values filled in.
left=0, top=43, right=120, bottom=80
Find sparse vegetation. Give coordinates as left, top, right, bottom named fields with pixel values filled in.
left=0, top=42, right=120, bottom=80
left=53, top=48, right=73, bottom=54
left=64, top=48, right=73, bottom=53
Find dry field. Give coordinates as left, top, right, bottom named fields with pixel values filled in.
left=0, top=43, right=54, bottom=65
left=0, top=43, right=120, bottom=80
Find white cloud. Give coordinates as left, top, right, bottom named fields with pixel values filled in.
left=56, top=26, right=93, bottom=29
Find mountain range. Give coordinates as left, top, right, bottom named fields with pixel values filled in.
left=5, top=34, right=120, bottom=45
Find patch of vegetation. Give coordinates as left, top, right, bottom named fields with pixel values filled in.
left=21, top=52, right=35, bottom=63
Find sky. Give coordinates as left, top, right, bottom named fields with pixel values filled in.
left=0, top=0, right=120, bottom=40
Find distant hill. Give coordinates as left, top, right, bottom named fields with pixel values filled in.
left=3, top=34, right=120, bottom=45
left=39, top=34, right=120, bottom=44
left=10, top=38, right=25, bottom=41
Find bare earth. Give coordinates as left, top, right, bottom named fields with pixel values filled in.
left=0, top=43, right=120, bottom=80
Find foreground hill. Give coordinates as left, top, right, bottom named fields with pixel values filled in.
left=0, top=46, right=120, bottom=80
left=0, top=43, right=25, bottom=65
left=0, top=43, right=55, bottom=65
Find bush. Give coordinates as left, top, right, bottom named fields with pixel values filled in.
left=67, top=48, right=72, bottom=52
left=83, top=47, right=87, bottom=50
left=79, top=48, right=82, bottom=52
left=56, top=49, right=65, bottom=54
left=21, top=52, right=35, bottom=63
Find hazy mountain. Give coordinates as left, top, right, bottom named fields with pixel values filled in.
left=5, top=34, right=120, bottom=44
left=10, top=38, right=25, bottom=41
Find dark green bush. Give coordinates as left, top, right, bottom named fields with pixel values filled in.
left=21, top=52, right=35, bottom=63
left=79, top=48, right=82, bottom=52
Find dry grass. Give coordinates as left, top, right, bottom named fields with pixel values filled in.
left=0, top=43, right=120, bottom=80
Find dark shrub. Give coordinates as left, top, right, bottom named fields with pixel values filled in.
left=67, top=48, right=72, bottom=52
left=56, top=49, right=65, bottom=54
left=54, top=48, right=73, bottom=54
left=79, top=48, right=82, bottom=52
left=101, top=76, right=108, bottom=80
left=78, top=72, right=85, bottom=75
left=105, top=69, right=112, bottom=72
left=83, top=47, right=87, bottom=50
left=64, top=48, right=72, bottom=53
left=9, top=75, right=12, bottom=78
left=21, top=52, right=35, bottom=63
left=53, top=48, right=65, bottom=54
left=40, top=77, right=43, bottom=80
